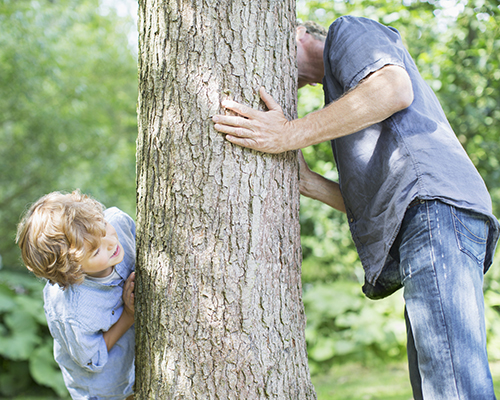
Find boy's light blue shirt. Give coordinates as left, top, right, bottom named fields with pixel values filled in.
left=43, top=207, right=135, bottom=400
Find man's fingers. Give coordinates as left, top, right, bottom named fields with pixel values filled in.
left=220, top=99, right=257, bottom=118
left=259, top=87, right=282, bottom=112
left=213, top=114, right=251, bottom=128
left=214, top=122, right=253, bottom=139
left=226, top=135, right=257, bottom=148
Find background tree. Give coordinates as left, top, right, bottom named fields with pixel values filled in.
left=0, top=0, right=138, bottom=267
left=134, top=0, right=316, bottom=398
left=1, top=0, right=500, bottom=398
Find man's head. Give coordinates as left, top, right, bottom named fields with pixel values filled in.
left=296, top=21, right=328, bottom=88
left=16, top=190, right=107, bottom=289
left=300, top=21, right=328, bottom=42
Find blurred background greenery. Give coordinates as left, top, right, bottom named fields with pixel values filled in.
left=1, top=0, right=499, bottom=399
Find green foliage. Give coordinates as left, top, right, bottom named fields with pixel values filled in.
left=303, top=281, right=406, bottom=374
left=2, top=0, right=500, bottom=392
left=0, top=0, right=137, bottom=396
left=0, top=270, right=69, bottom=398
left=0, top=0, right=138, bottom=268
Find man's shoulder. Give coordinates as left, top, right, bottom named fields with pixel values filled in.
left=328, top=16, right=387, bottom=36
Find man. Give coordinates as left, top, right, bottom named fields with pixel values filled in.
left=212, top=16, right=499, bottom=399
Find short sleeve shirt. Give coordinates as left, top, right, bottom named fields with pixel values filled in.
left=43, top=207, right=136, bottom=400
left=322, top=16, right=499, bottom=284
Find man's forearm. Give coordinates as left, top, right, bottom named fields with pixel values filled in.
left=289, top=65, right=414, bottom=150
left=300, top=169, right=346, bottom=213
left=212, top=65, right=413, bottom=154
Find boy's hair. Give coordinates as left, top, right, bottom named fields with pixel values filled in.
left=300, top=21, right=328, bottom=42
left=16, top=190, right=106, bottom=289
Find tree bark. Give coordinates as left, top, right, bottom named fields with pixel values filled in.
left=135, top=0, right=316, bottom=398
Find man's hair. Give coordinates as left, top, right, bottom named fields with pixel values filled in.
left=16, top=190, right=106, bottom=289
left=300, top=21, right=328, bottom=42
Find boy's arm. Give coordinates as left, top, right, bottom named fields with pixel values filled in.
left=102, top=272, right=135, bottom=352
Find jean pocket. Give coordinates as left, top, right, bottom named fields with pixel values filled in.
left=451, top=207, right=488, bottom=264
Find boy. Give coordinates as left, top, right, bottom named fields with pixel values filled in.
left=16, top=190, right=136, bottom=400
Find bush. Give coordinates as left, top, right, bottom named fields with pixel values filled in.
left=0, top=269, right=69, bottom=399
left=303, top=280, right=407, bottom=374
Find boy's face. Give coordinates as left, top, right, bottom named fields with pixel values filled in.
left=80, top=220, right=124, bottom=278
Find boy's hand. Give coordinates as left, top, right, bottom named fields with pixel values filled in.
left=103, top=271, right=135, bottom=351
left=122, top=272, right=135, bottom=316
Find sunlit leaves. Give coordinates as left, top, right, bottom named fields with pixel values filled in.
left=0, top=0, right=138, bottom=267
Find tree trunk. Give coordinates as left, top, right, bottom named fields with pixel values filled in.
left=135, top=0, right=316, bottom=398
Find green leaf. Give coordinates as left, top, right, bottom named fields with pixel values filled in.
left=30, top=341, right=69, bottom=398
left=0, top=360, right=32, bottom=397
left=309, top=337, right=336, bottom=362
left=0, top=283, right=16, bottom=312
left=0, top=310, right=41, bottom=360
left=16, top=293, right=48, bottom=326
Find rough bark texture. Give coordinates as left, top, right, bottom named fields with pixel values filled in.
left=135, top=0, right=316, bottom=398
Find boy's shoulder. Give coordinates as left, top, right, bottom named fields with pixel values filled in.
left=104, top=207, right=133, bottom=223
left=43, top=280, right=89, bottom=322
left=104, top=207, right=135, bottom=234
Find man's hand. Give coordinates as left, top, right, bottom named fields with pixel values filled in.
left=212, top=87, right=296, bottom=154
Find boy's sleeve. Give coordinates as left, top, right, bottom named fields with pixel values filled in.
left=60, top=319, right=109, bottom=373
left=326, top=16, right=406, bottom=92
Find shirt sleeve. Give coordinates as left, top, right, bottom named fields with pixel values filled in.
left=326, top=16, right=407, bottom=92
left=62, top=319, right=109, bottom=373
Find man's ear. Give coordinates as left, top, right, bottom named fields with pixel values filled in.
left=296, top=25, right=307, bottom=41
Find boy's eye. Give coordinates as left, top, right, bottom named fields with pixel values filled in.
left=93, top=248, right=100, bottom=257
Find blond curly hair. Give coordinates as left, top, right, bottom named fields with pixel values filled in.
left=16, top=190, right=106, bottom=289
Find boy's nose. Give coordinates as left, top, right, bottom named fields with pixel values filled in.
left=105, top=237, right=115, bottom=250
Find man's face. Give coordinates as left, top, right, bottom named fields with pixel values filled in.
left=296, top=26, right=323, bottom=89
left=297, top=39, right=308, bottom=89
left=296, top=26, right=308, bottom=88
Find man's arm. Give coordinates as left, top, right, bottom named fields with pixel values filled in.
left=102, top=272, right=135, bottom=352
left=298, top=150, right=346, bottom=213
left=212, top=65, right=413, bottom=154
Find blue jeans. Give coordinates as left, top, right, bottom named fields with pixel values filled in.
left=390, top=199, right=496, bottom=399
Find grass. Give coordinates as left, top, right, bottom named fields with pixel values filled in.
left=6, top=361, right=500, bottom=399
left=312, top=362, right=413, bottom=400
left=312, top=360, right=500, bottom=400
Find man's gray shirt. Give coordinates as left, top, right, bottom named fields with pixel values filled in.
left=322, top=16, right=499, bottom=285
